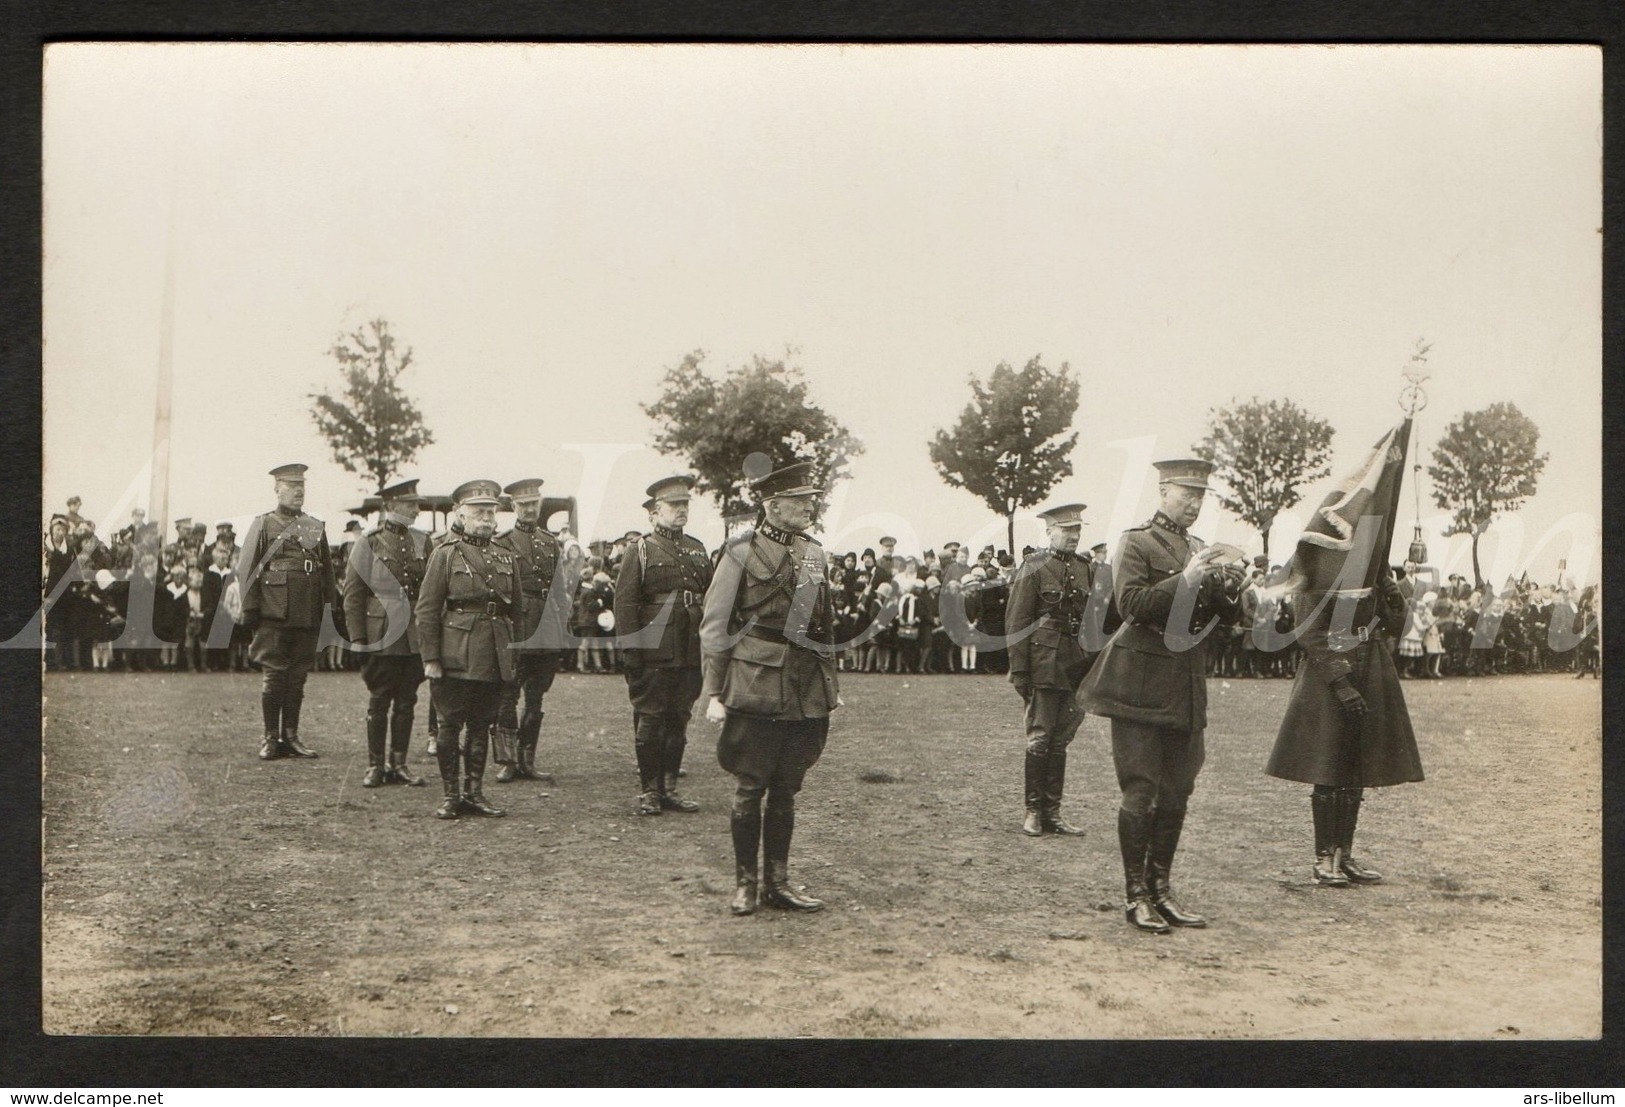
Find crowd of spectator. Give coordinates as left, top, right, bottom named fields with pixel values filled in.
left=41, top=498, right=1601, bottom=681
left=1205, top=561, right=1602, bottom=681
left=42, top=502, right=250, bottom=674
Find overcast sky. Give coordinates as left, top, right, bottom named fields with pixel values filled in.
left=43, top=44, right=1601, bottom=584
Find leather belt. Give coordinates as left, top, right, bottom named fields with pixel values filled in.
left=743, top=624, right=787, bottom=643
left=1329, top=624, right=1374, bottom=650
left=446, top=599, right=512, bottom=617
left=651, top=589, right=702, bottom=608
left=267, top=558, right=318, bottom=574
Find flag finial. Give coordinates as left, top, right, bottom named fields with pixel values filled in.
left=1399, top=338, right=1431, bottom=415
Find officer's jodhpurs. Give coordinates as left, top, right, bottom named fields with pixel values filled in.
left=719, top=714, right=829, bottom=869
left=252, top=624, right=319, bottom=736
left=1110, top=717, right=1206, bottom=816
left=629, top=666, right=704, bottom=791
left=432, top=675, right=502, bottom=741
left=497, top=653, right=556, bottom=749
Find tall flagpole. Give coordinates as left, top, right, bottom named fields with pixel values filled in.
left=1399, top=340, right=1432, bottom=568
left=148, top=208, right=177, bottom=535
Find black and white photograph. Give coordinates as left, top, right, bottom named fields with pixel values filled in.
left=34, top=42, right=1601, bottom=1043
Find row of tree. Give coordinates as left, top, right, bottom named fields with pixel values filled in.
left=306, top=320, right=1547, bottom=589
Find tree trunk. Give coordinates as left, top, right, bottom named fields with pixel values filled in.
left=1471, top=531, right=1483, bottom=591
left=1006, top=512, right=1016, bottom=561
left=1260, top=527, right=1270, bottom=563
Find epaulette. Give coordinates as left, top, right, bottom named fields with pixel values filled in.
left=725, top=527, right=756, bottom=548
left=801, top=532, right=823, bottom=547
left=1124, top=522, right=1153, bottom=533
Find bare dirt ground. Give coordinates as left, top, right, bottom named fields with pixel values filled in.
left=40, top=668, right=1601, bottom=1039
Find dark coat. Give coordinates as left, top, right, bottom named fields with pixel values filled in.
left=341, top=522, right=428, bottom=656
left=414, top=535, right=521, bottom=683
left=1006, top=549, right=1094, bottom=690
left=495, top=521, right=577, bottom=652
left=1266, top=583, right=1425, bottom=788
left=239, top=508, right=336, bottom=629
left=1079, top=515, right=1242, bottom=733
left=613, top=528, right=713, bottom=668
left=153, top=581, right=190, bottom=644
left=699, top=526, right=838, bottom=720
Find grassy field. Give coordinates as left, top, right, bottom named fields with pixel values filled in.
left=40, top=667, right=1601, bottom=1039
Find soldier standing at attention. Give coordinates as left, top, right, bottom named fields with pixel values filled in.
left=1080, top=459, right=1244, bottom=933
left=421, top=510, right=466, bottom=757
left=239, top=463, right=336, bottom=761
left=492, top=478, right=575, bottom=785
left=614, top=475, right=713, bottom=816
left=1006, top=502, right=1093, bottom=838
left=342, top=478, right=429, bottom=788
left=415, top=480, right=520, bottom=820
left=701, top=461, right=839, bottom=916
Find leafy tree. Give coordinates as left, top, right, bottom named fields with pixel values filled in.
left=1193, top=397, right=1336, bottom=560
left=642, top=349, right=864, bottom=524
left=1427, top=401, right=1548, bottom=588
left=928, top=357, right=1080, bottom=555
left=308, top=318, right=435, bottom=494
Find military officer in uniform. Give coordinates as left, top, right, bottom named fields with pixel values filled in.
left=491, top=478, right=576, bottom=784
left=701, top=461, right=839, bottom=916
left=342, top=478, right=430, bottom=788
left=239, top=463, right=337, bottom=760
left=1080, top=458, right=1244, bottom=933
left=1006, top=502, right=1093, bottom=837
left=415, top=480, right=520, bottom=820
left=421, top=512, right=467, bottom=757
left=615, top=475, right=713, bottom=815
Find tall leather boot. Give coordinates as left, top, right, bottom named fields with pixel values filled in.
left=433, top=728, right=462, bottom=819
left=1041, top=747, right=1085, bottom=836
left=634, top=714, right=664, bottom=816
left=1021, top=749, right=1046, bottom=836
left=1336, top=787, right=1383, bottom=884
left=761, top=800, right=823, bottom=911
left=729, top=800, right=762, bottom=915
left=517, top=707, right=553, bottom=780
left=1119, top=808, right=1169, bottom=933
left=660, top=718, right=699, bottom=811
left=280, top=679, right=317, bottom=758
left=493, top=725, right=521, bottom=783
left=361, top=711, right=388, bottom=787
left=258, top=681, right=283, bottom=760
left=387, top=707, right=425, bottom=786
left=462, top=728, right=506, bottom=817
left=1147, top=807, right=1206, bottom=927
left=1311, top=786, right=1349, bottom=886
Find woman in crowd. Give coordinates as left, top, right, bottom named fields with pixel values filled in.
left=64, top=524, right=112, bottom=671
left=1574, top=585, right=1600, bottom=679
left=894, top=579, right=924, bottom=674
left=573, top=568, right=603, bottom=673
left=1423, top=592, right=1447, bottom=678
left=852, top=575, right=879, bottom=672
left=871, top=581, right=897, bottom=674
left=44, top=515, right=75, bottom=670
left=958, top=568, right=985, bottom=674
left=155, top=561, right=190, bottom=670
left=86, top=570, right=123, bottom=671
